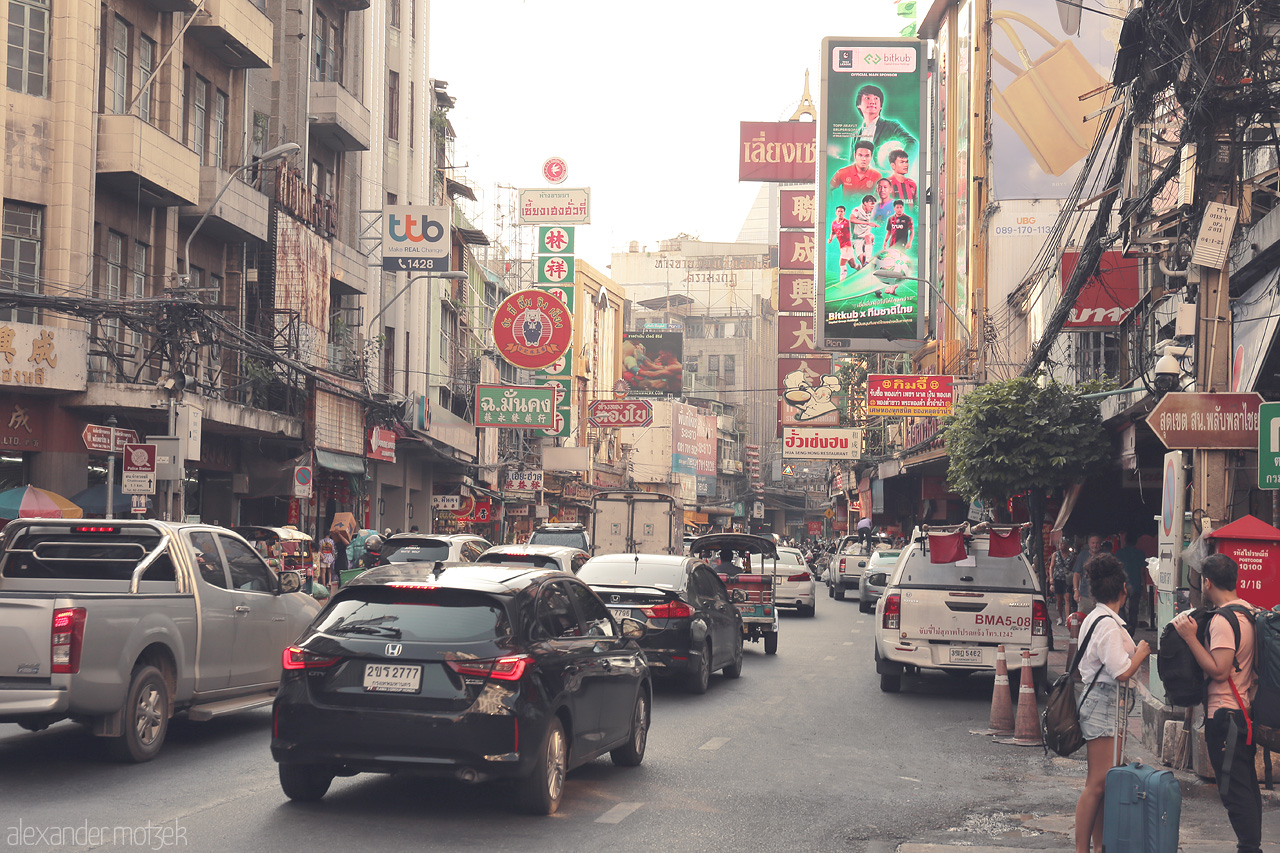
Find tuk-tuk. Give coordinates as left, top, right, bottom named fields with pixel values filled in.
left=691, top=532, right=780, bottom=655
left=233, top=526, right=317, bottom=580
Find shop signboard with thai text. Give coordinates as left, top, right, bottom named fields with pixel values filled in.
left=738, top=122, right=818, bottom=182
left=588, top=400, right=653, bottom=429
left=431, top=495, right=462, bottom=511
left=504, top=470, right=545, bottom=492
left=367, top=426, right=396, bottom=463
left=0, top=322, right=88, bottom=391
left=782, top=427, right=861, bottom=460
left=696, top=413, right=718, bottom=498
left=1146, top=392, right=1262, bottom=449
left=492, top=290, right=573, bottom=371
left=518, top=188, right=591, bottom=224
left=475, top=385, right=558, bottom=429
left=867, top=374, right=954, bottom=417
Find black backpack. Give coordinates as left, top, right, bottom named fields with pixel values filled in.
left=1156, top=608, right=1220, bottom=707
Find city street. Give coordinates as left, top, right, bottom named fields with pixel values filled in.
left=2, top=598, right=1272, bottom=852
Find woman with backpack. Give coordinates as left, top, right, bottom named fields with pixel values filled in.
left=1073, top=554, right=1152, bottom=853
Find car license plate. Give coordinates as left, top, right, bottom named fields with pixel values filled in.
left=948, top=646, right=984, bottom=665
left=610, top=608, right=631, bottom=623
left=363, top=663, right=422, bottom=693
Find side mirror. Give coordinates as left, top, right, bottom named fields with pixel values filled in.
left=620, top=617, right=646, bottom=640
left=277, top=571, right=302, bottom=594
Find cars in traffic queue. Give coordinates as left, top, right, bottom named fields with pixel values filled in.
left=577, top=554, right=743, bottom=693
left=0, top=520, right=322, bottom=761
left=827, top=545, right=868, bottom=602
left=755, top=546, right=815, bottom=617
left=378, top=533, right=492, bottom=565
left=475, top=544, right=590, bottom=575
left=271, top=564, right=652, bottom=815
left=527, top=523, right=591, bottom=552
left=691, top=532, right=781, bottom=655
left=858, top=549, right=901, bottom=613
left=872, top=526, right=1050, bottom=694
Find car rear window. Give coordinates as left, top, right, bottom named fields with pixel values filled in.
left=0, top=528, right=176, bottom=582
left=476, top=553, right=558, bottom=570
left=528, top=530, right=587, bottom=548
left=382, top=540, right=451, bottom=563
left=317, top=587, right=512, bottom=642
left=895, top=546, right=1035, bottom=591
left=579, top=558, right=684, bottom=589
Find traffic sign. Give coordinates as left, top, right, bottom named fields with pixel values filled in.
left=588, top=400, right=653, bottom=429
left=293, top=465, right=313, bottom=499
left=1259, top=402, right=1280, bottom=489
left=121, top=443, right=157, bottom=495
left=82, top=424, right=139, bottom=453
left=130, top=494, right=148, bottom=515
left=1146, top=392, right=1263, bottom=449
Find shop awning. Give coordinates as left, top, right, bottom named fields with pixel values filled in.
left=315, top=449, right=365, bottom=474
left=1231, top=266, right=1280, bottom=392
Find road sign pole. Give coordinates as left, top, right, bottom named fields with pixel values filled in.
left=106, top=418, right=117, bottom=520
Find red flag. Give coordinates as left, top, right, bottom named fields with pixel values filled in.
left=988, top=528, right=1023, bottom=558
left=928, top=531, right=967, bottom=564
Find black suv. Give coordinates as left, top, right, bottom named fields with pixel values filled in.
left=271, top=564, right=652, bottom=814
left=528, top=523, right=590, bottom=551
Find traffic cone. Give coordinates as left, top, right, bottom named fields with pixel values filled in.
left=971, top=644, right=1015, bottom=736
left=1008, top=650, right=1043, bottom=747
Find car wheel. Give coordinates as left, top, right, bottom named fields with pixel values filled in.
left=800, top=603, right=815, bottom=617
left=722, top=634, right=744, bottom=679
left=880, top=671, right=902, bottom=693
left=858, top=599, right=872, bottom=614
left=827, top=582, right=835, bottom=599
left=834, top=585, right=846, bottom=601
left=278, top=763, right=334, bottom=802
left=108, top=665, right=169, bottom=763
left=519, top=717, right=567, bottom=815
left=610, top=692, right=649, bottom=767
left=764, top=631, right=778, bottom=655
left=684, top=641, right=711, bottom=694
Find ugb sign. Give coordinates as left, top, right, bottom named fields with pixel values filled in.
left=382, top=205, right=451, bottom=271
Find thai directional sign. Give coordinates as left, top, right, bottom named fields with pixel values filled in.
left=588, top=400, right=653, bottom=429
left=1259, top=402, right=1280, bottom=489
left=121, top=443, right=157, bottom=495
left=1146, top=392, right=1262, bottom=449
left=82, top=424, right=139, bottom=453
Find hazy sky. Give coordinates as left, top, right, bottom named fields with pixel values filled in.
left=429, top=1, right=909, bottom=272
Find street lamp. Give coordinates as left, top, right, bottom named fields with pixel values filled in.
left=365, top=270, right=469, bottom=340
left=181, top=142, right=301, bottom=289
left=871, top=270, right=971, bottom=346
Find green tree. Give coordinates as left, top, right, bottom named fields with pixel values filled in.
left=944, top=376, right=1110, bottom=513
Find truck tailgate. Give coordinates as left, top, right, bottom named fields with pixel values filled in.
left=898, top=588, right=1033, bottom=646
left=0, top=597, right=54, bottom=678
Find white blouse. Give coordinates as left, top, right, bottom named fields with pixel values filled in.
left=1077, top=602, right=1136, bottom=686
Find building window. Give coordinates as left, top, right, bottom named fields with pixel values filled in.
left=1074, top=330, right=1120, bottom=381
left=138, top=36, right=155, bottom=123
left=708, top=354, right=720, bottom=375
left=409, top=0, right=414, bottom=34
left=389, top=0, right=400, bottom=28
left=382, top=325, right=395, bottom=393
left=110, top=17, right=130, bottom=114
left=102, top=232, right=124, bottom=343
left=131, top=242, right=148, bottom=347
left=440, top=303, right=456, bottom=362
left=724, top=354, right=736, bottom=387
left=387, top=70, right=400, bottom=140
left=313, top=12, right=341, bottom=83
left=0, top=201, right=42, bottom=323
left=213, top=90, right=227, bottom=169
left=6, top=0, right=48, bottom=97
left=191, top=75, right=208, bottom=162
left=408, top=81, right=414, bottom=149
left=684, top=355, right=699, bottom=374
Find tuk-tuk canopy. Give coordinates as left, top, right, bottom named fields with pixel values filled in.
left=690, top=532, right=778, bottom=560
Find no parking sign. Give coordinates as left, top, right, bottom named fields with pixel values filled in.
left=293, top=465, right=313, bottom=498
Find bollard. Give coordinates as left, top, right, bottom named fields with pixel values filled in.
left=971, top=644, right=1015, bottom=736
left=1007, top=650, right=1043, bottom=747
left=1066, top=611, right=1085, bottom=678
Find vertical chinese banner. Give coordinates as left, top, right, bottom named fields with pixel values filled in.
left=535, top=226, right=576, bottom=439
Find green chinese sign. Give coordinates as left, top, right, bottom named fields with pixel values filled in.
left=540, top=377, right=573, bottom=438
left=538, top=226, right=575, bottom=255
left=818, top=38, right=927, bottom=352
left=475, top=384, right=557, bottom=429
left=536, top=255, right=575, bottom=284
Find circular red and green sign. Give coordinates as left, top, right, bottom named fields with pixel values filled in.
left=493, top=289, right=573, bottom=370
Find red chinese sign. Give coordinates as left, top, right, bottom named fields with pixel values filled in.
left=780, top=190, right=817, bottom=229
left=588, top=400, right=653, bottom=429
left=1061, top=251, right=1141, bottom=327
left=778, top=272, right=817, bottom=313
left=779, top=231, right=815, bottom=271
left=739, top=121, right=817, bottom=182
left=867, top=374, right=955, bottom=417
left=778, top=315, right=820, bottom=354
left=492, top=289, right=573, bottom=370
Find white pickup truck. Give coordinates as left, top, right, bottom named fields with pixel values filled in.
left=873, top=526, right=1049, bottom=694
left=0, top=519, right=320, bottom=761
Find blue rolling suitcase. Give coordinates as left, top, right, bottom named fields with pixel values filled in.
left=1102, top=684, right=1181, bottom=852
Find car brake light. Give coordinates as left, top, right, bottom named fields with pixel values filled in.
left=447, top=655, right=531, bottom=681
left=51, top=607, right=86, bottom=674
left=1032, top=600, right=1049, bottom=637
left=387, top=582, right=438, bottom=589
left=882, top=594, right=901, bottom=631
left=72, top=526, right=118, bottom=533
left=787, top=572, right=810, bottom=582
left=641, top=600, right=694, bottom=619
left=282, top=646, right=340, bottom=670
left=838, top=558, right=846, bottom=574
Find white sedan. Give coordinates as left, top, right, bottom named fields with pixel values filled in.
left=754, top=546, right=815, bottom=617
left=475, top=544, right=591, bottom=575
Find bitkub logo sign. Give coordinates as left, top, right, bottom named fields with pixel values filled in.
left=492, top=289, right=573, bottom=370
left=381, top=205, right=451, bottom=271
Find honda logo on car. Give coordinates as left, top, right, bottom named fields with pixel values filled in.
left=781, top=427, right=860, bottom=459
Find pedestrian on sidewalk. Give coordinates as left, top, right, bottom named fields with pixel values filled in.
left=1172, top=554, right=1262, bottom=853
left=328, top=520, right=351, bottom=591
left=1114, top=530, right=1147, bottom=635
left=1073, top=533, right=1103, bottom=615
left=1073, top=554, right=1151, bottom=853
left=1050, top=536, right=1075, bottom=625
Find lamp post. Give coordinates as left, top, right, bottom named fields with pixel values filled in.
left=872, top=270, right=973, bottom=373
left=364, top=270, right=469, bottom=344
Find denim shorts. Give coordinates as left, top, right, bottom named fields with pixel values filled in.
left=1077, top=681, right=1134, bottom=740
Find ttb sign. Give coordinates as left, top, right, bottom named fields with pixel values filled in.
left=381, top=205, right=451, bottom=271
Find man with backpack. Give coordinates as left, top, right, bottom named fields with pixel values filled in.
left=1171, top=554, right=1262, bottom=853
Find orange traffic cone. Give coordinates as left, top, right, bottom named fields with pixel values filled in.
left=1008, top=650, right=1043, bottom=747
left=971, top=644, right=1015, bottom=736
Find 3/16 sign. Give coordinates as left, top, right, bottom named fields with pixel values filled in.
left=1259, top=402, right=1280, bottom=489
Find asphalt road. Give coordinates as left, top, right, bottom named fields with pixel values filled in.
left=0, top=593, right=1269, bottom=852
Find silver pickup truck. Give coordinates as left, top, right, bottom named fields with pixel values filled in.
left=0, top=519, right=321, bottom=761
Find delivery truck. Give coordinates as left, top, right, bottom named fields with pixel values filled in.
left=590, top=490, right=683, bottom=555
